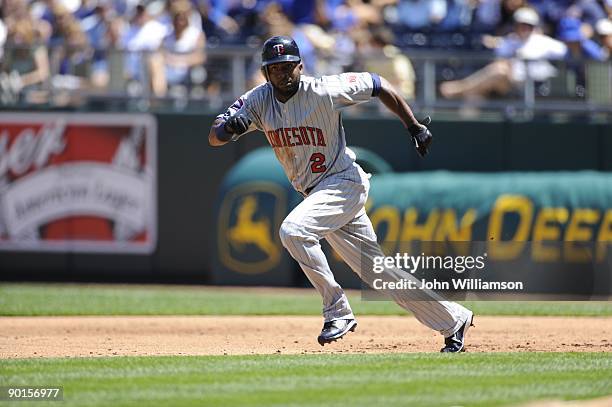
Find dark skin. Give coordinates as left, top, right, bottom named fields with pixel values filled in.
left=208, top=62, right=422, bottom=146
left=265, top=61, right=302, bottom=102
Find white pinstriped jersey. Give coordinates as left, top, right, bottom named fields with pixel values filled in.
left=217, top=72, right=378, bottom=193
left=216, top=69, right=473, bottom=335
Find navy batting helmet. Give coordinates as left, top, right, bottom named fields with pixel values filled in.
left=261, top=36, right=301, bottom=67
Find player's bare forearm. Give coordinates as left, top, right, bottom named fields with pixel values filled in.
left=377, top=75, right=432, bottom=157
left=208, top=118, right=232, bottom=147
left=377, top=76, right=419, bottom=129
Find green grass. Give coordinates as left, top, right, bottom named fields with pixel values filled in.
left=1, top=283, right=611, bottom=316
left=2, top=285, right=611, bottom=406
left=1, top=353, right=611, bottom=407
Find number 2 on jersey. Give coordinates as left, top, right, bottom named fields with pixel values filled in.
left=309, top=152, right=327, bottom=173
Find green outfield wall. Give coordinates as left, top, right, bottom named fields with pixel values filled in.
left=0, top=113, right=610, bottom=283
left=213, top=148, right=611, bottom=293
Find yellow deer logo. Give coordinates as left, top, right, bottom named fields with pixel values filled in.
left=227, top=196, right=280, bottom=261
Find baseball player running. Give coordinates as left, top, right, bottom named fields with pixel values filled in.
left=209, top=36, right=474, bottom=352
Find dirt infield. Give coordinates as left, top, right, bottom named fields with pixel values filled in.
left=2, top=316, right=612, bottom=358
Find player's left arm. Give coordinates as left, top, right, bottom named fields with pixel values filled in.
left=375, top=74, right=433, bottom=157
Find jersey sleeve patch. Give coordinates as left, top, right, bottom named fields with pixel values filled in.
left=230, top=98, right=244, bottom=110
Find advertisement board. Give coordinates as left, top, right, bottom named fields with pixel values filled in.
left=0, top=113, right=157, bottom=254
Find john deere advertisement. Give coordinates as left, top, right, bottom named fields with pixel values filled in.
left=367, top=171, right=612, bottom=260
left=214, top=148, right=611, bottom=296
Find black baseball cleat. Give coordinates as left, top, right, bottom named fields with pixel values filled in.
left=440, top=312, right=474, bottom=353
left=317, top=319, right=357, bottom=346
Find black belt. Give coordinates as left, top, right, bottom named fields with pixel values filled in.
left=300, top=185, right=314, bottom=198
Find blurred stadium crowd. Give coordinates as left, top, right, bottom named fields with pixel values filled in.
left=1, top=0, right=612, bottom=108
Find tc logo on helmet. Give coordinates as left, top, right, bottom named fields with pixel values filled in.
left=273, top=44, right=285, bottom=55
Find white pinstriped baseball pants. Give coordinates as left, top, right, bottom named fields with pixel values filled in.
left=279, top=164, right=472, bottom=337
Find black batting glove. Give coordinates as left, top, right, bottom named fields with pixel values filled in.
left=224, top=113, right=251, bottom=135
left=408, top=116, right=433, bottom=158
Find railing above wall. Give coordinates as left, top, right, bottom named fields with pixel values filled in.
left=1, top=45, right=610, bottom=121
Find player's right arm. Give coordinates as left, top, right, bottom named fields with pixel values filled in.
left=208, top=93, right=258, bottom=147
left=208, top=117, right=232, bottom=147
left=208, top=114, right=251, bottom=146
